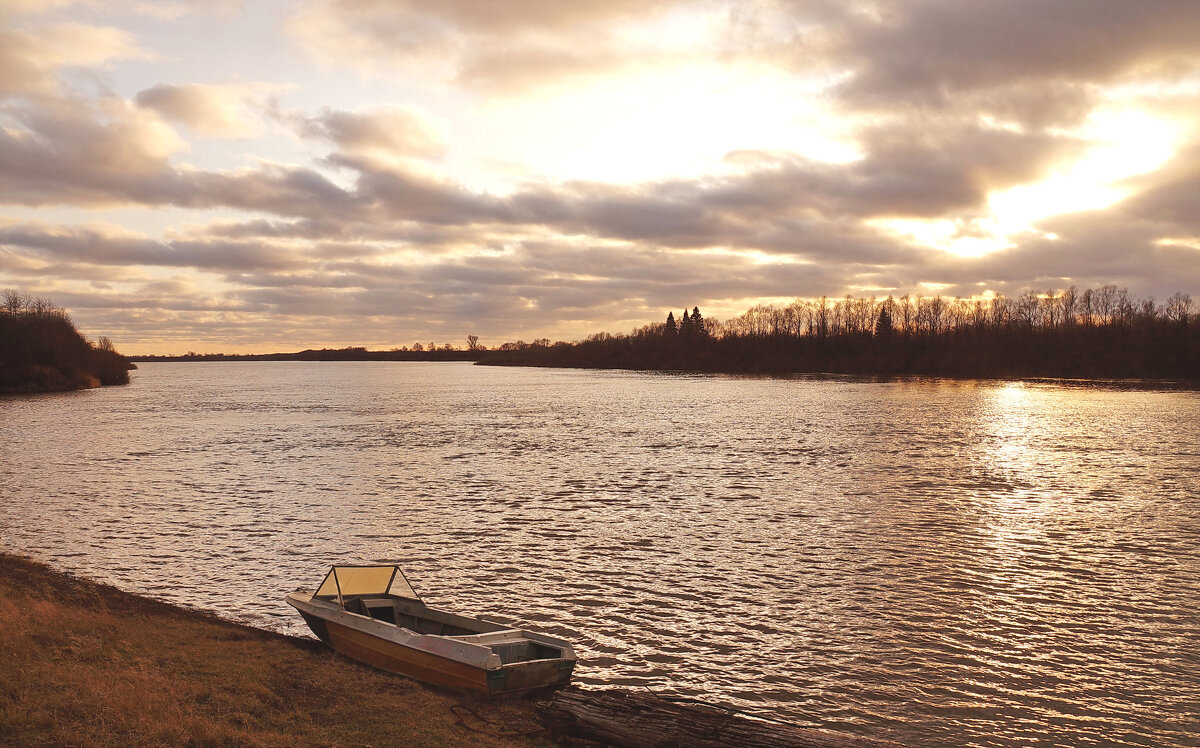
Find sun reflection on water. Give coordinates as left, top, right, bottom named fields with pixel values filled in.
left=1, top=367, right=1198, bottom=748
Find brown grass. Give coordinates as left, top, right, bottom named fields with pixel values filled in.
left=0, top=554, right=553, bottom=747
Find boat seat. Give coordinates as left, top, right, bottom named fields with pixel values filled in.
left=361, top=599, right=396, bottom=623
left=454, top=629, right=527, bottom=644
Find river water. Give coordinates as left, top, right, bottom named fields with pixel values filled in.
left=1, top=362, right=1197, bottom=746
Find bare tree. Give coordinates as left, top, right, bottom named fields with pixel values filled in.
left=1016, top=290, right=1040, bottom=329
left=1115, top=287, right=1135, bottom=328
left=1095, top=284, right=1118, bottom=324
left=898, top=294, right=914, bottom=334
left=1061, top=285, right=1078, bottom=327
left=1166, top=292, right=1193, bottom=324
left=990, top=294, right=1009, bottom=330
left=928, top=295, right=945, bottom=335
left=2, top=289, right=27, bottom=315
left=971, top=298, right=987, bottom=329
left=1079, top=288, right=1094, bottom=326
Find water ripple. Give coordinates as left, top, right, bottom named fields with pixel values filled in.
left=1, top=362, right=1198, bottom=747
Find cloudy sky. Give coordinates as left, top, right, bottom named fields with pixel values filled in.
left=1, top=0, right=1197, bottom=353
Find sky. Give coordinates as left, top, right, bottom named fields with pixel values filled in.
left=1, top=0, right=1198, bottom=354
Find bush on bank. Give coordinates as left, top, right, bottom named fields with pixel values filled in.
left=0, top=290, right=134, bottom=393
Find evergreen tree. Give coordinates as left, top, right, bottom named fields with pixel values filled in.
left=665, top=311, right=677, bottom=335
left=680, top=308, right=692, bottom=337
left=691, top=307, right=705, bottom=336
left=875, top=306, right=893, bottom=339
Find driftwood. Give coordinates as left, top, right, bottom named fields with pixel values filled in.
left=538, top=686, right=905, bottom=748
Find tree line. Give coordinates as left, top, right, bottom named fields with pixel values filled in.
left=130, top=346, right=484, bottom=363
left=0, top=291, right=135, bottom=393
left=479, top=286, right=1199, bottom=381
left=722, top=286, right=1195, bottom=339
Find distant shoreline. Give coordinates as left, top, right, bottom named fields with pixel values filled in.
left=473, top=324, right=1200, bottom=384
left=125, top=349, right=1200, bottom=388
left=129, top=347, right=485, bottom=363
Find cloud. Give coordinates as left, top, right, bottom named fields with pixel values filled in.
left=452, top=44, right=638, bottom=94
left=0, top=89, right=1135, bottom=284
left=0, top=95, right=187, bottom=205
left=2, top=0, right=1198, bottom=353
left=479, top=120, right=1080, bottom=252
left=831, top=1, right=1200, bottom=107
left=287, top=0, right=654, bottom=55
left=0, top=77, right=1184, bottom=281
left=284, top=106, right=447, bottom=160
left=0, top=221, right=308, bottom=271
left=285, top=0, right=1200, bottom=113
left=0, top=21, right=147, bottom=95
left=0, top=93, right=373, bottom=217
left=1121, top=142, right=1200, bottom=235
left=285, top=0, right=689, bottom=92
left=0, top=0, right=75, bottom=17
left=135, top=82, right=266, bottom=138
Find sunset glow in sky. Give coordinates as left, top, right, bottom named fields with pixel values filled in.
left=1, top=0, right=1198, bottom=353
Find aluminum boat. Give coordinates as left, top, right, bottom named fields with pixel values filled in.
left=286, top=565, right=576, bottom=695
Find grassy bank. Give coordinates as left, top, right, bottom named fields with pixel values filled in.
left=0, top=554, right=549, bottom=747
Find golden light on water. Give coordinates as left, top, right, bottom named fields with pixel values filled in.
left=981, top=382, right=1035, bottom=481
left=4, top=365, right=1199, bottom=747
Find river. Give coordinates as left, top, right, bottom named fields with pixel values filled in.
left=1, top=362, right=1197, bottom=747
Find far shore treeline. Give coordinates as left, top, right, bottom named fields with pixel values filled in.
left=0, top=291, right=135, bottom=393
left=481, top=286, right=1200, bottom=381
left=129, top=347, right=484, bottom=363
left=16, top=285, right=1198, bottom=385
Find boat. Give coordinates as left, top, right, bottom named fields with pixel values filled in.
left=285, top=564, right=577, bottom=696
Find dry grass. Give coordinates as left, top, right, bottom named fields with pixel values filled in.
left=0, top=554, right=553, bottom=747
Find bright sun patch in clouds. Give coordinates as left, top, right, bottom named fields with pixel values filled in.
left=473, top=64, right=854, bottom=186
left=988, top=108, right=1180, bottom=231
left=868, top=217, right=1014, bottom=259
left=877, top=107, right=1185, bottom=259
left=1154, top=237, right=1200, bottom=250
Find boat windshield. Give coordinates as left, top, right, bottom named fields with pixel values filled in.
left=314, top=565, right=419, bottom=601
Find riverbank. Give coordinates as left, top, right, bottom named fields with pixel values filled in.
left=128, top=347, right=484, bottom=363
left=0, top=294, right=134, bottom=393
left=0, top=553, right=902, bottom=748
left=0, top=554, right=547, bottom=747
left=476, top=325, right=1200, bottom=382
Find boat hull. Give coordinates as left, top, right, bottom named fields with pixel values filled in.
left=320, top=613, right=498, bottom=691
left=289, top=593, right=575, bottom=696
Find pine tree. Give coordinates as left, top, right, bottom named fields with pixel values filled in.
left=680, top=308, right=692, bottom=337
left=690, top=307, right=705, bottom=337
left=665, top=311, right=677, bottom=335
left=875, top=306, right=893, bottom=339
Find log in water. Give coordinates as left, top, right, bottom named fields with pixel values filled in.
left=539, top=686, right=903, bottom=747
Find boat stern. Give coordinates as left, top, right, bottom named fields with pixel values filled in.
left=487, top=657, right=576, bottom=696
